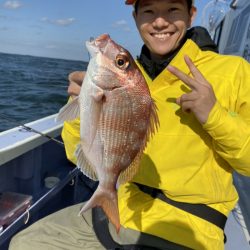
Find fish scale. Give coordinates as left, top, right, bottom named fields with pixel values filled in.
left=102, top=94, right=132, bottom=166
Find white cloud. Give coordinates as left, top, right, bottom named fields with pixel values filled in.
left=41, top=17, right=76, bottom=26
left=24, top=42, right=35, bottom=46
left=54, top=18, right=75, bottom=26
left=112, top=19, right=131, bottom=32
left=3, top=1, right=23, bottom=9
left=45, top=45, right=57, bottom=49
left=41, top=17, right=49, bottom=22
left=112, top=19, right=128, bottom=27
left=116, top=20, right=127, bottom=26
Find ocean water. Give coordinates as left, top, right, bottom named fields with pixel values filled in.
left=0, top=52, right=88, bottom=132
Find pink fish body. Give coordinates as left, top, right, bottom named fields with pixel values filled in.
left=57, top=34, right=159, bottom=232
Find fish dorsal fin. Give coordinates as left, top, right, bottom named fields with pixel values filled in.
left=75, top=143, right=98, bottom=181
left=56, top=97, right=80, bottom=122
left=117, top=148, right=144, bottom=186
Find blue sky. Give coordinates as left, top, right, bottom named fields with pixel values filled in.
left=0, top=0, right=209, bottom=61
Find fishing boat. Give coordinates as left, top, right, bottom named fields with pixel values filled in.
left=0, top=0, right=250, bottom=249
left=0, top=114, right=98, bottom=249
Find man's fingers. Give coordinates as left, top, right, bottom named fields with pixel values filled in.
left=167, top=65, right=198, bottom=90
left=184, top=55, right=209, bottom=85
left=181, top=100, right=193, bottom=113
left=177, top=92, right=199, bottom=114
left=176, top=92, right=198, bottom=106
left=68, top=71, right=85, bottom=86
left=68, top=71, right=85, bottom=97
left=68, top=81, right=81, bottom=96
left=167, top=56, right=210, bottom=89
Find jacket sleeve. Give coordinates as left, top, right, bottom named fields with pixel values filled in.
left=61, top=117, right=80, bottom=165
left=203, top=58, right=250, bottom=176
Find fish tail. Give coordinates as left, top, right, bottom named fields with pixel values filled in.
left=79, top=186, right=120, bottom=233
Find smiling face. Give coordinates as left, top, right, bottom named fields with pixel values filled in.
left=133, top=0, right=196, bottom=60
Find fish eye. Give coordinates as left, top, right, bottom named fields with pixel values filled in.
left=117, top=58, right=125, bottom=66
left=115, top=53, right=130, bottom=70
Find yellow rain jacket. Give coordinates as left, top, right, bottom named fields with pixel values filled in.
left=62, top=39, right=250, bottom=249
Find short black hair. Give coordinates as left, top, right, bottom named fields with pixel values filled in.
left=134, top=0, right=193, bottom=14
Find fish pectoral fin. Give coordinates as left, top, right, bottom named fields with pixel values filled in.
left=90, top=83, right=104, bottom=102
left=90, top=90, right=104, bottom=102
left=87, top=91, right=103, bottom=151
left=56, top=97, right=80, bottom=122
left=75, top=143, right=98, bottom=181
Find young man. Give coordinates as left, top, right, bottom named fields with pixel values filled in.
left=10, top=0, right=250, bottom=249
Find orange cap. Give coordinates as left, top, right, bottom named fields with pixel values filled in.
left=125, top=0, right=137, bottom=4
left=125, top=0, right=194, bottom=5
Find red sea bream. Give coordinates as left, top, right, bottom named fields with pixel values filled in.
left=56, top=34, right=159, bottom=232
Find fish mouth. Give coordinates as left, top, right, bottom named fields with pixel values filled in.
left=86, top=34, right=110, bottom=57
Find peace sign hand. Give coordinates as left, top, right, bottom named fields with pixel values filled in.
left=167, top=55, right=217, bottom=124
